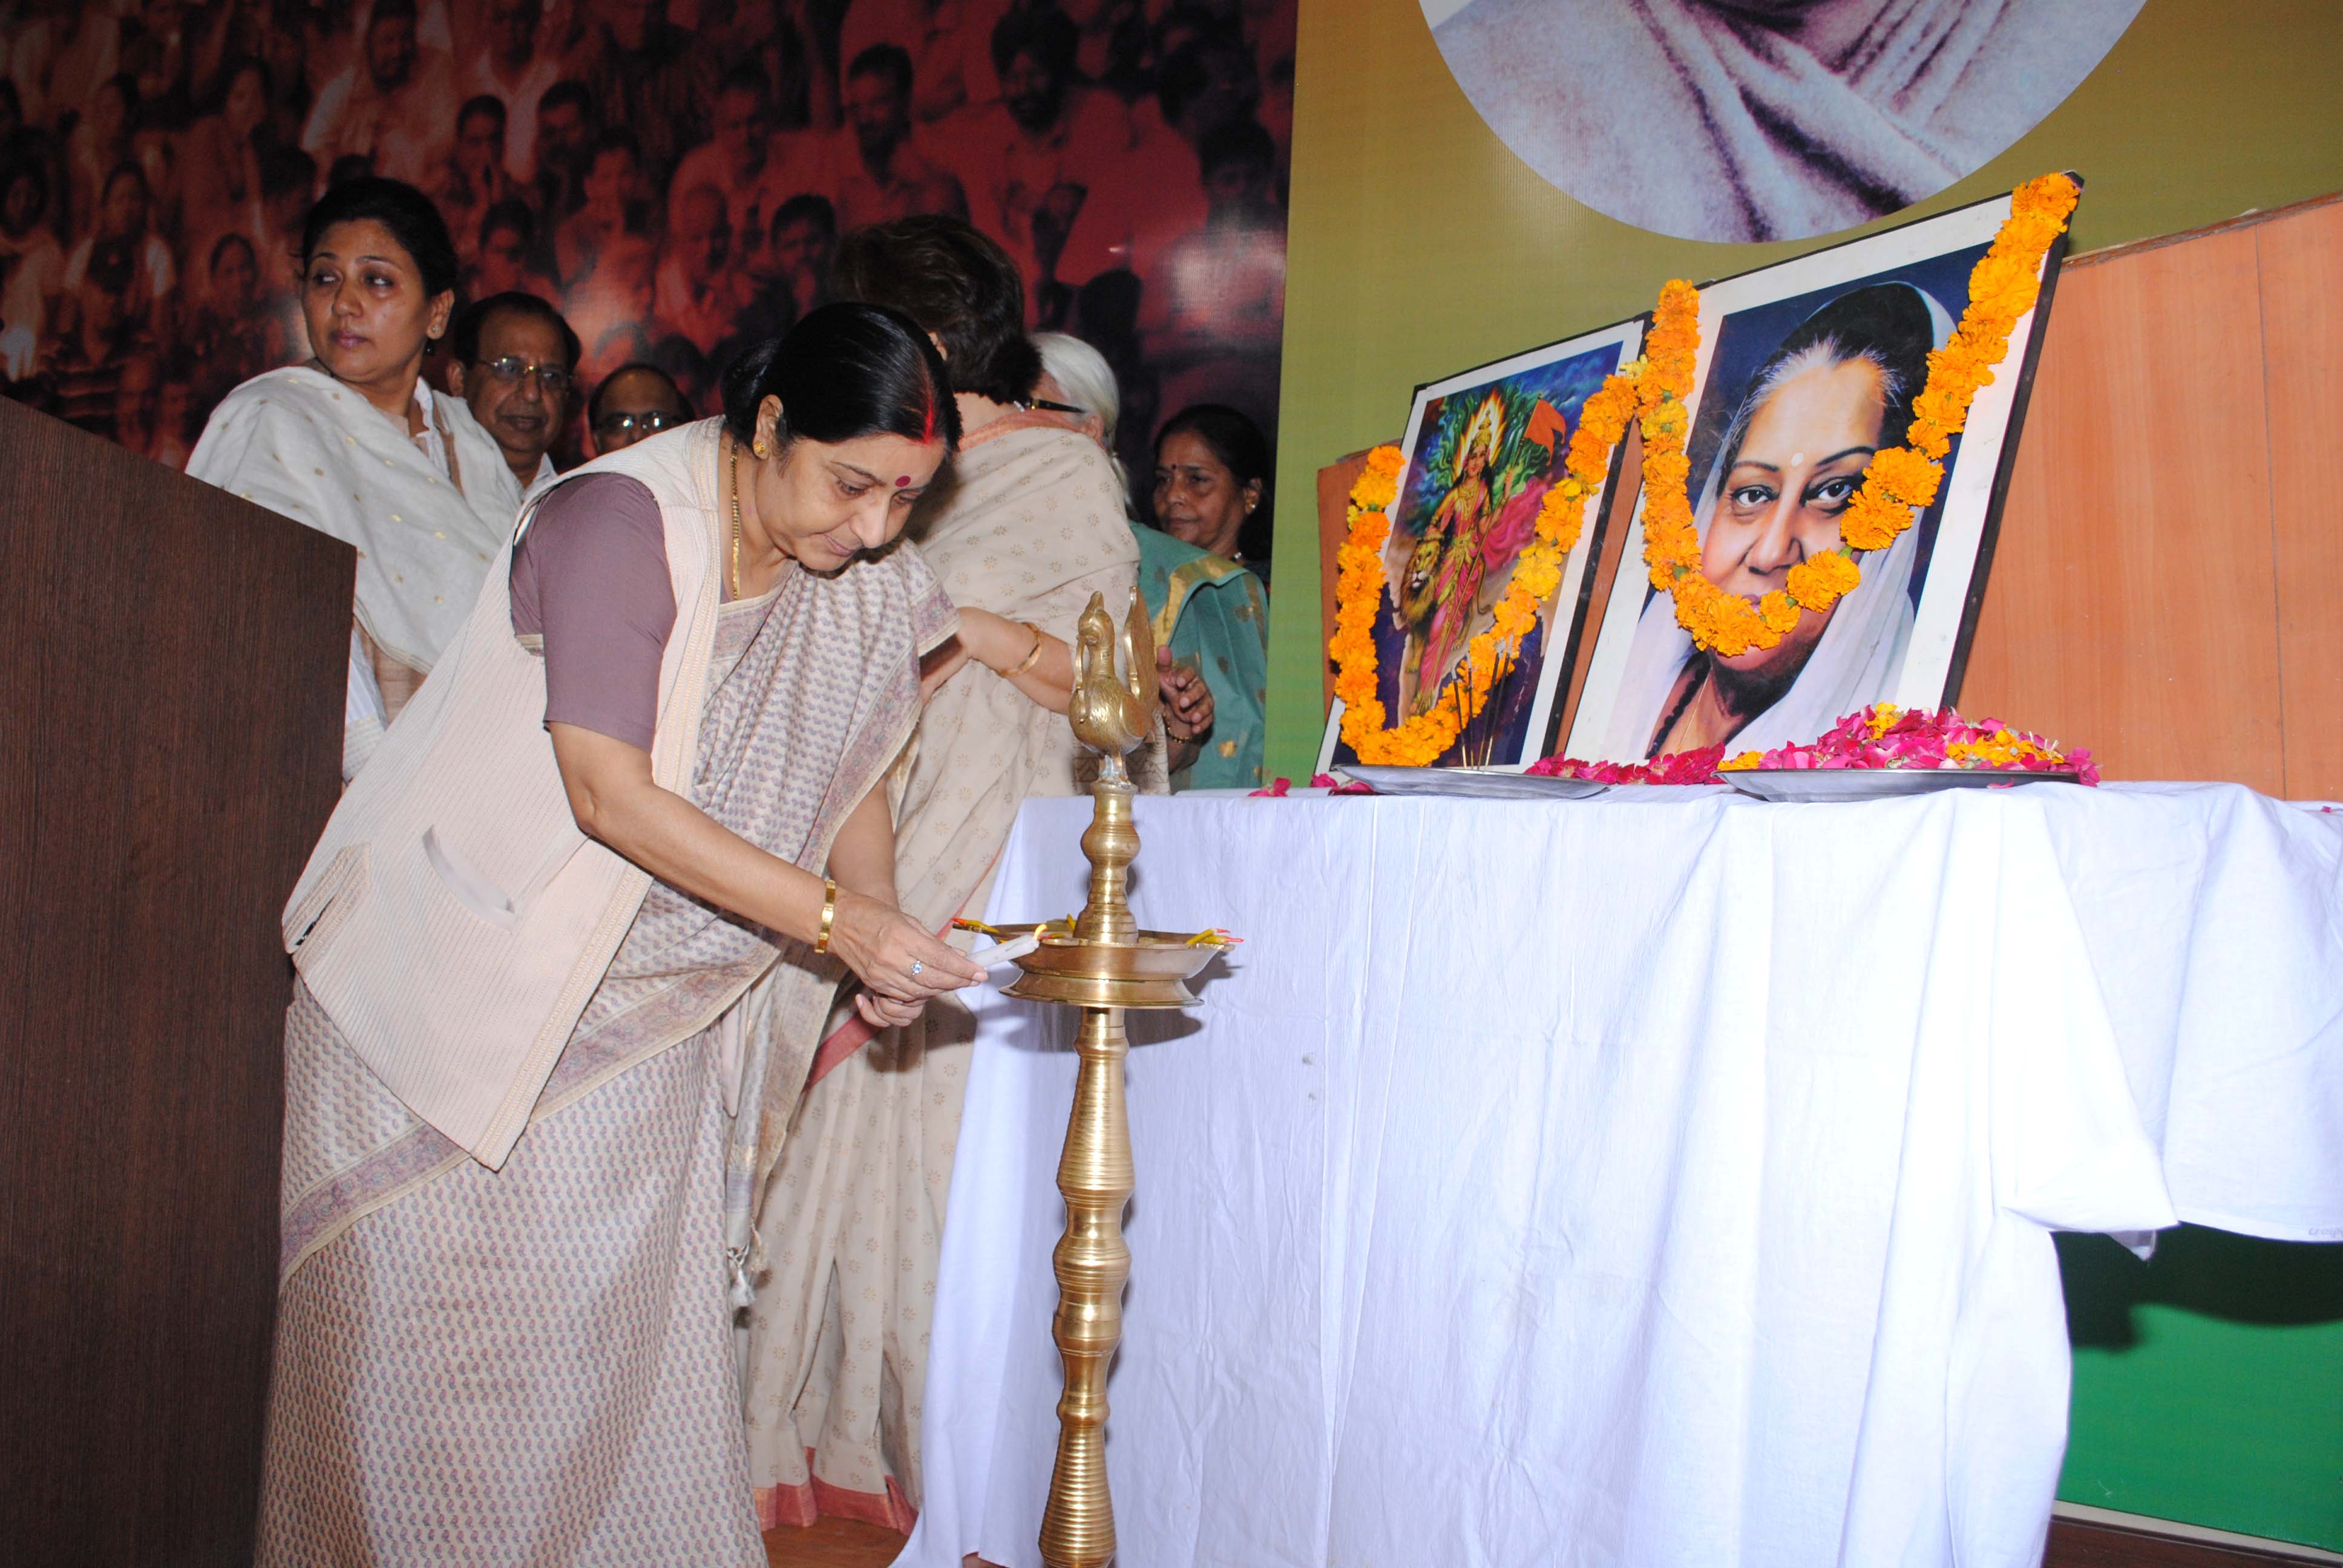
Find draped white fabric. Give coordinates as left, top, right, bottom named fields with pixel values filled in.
left=899, top=783, right=2343, bottom=1568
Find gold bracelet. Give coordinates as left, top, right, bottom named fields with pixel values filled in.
left=1002, top=622, right=1045, bottom=679
left=814, top=877, right=837, bottom=955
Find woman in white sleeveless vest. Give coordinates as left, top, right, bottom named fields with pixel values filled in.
left=255, top=304, right=986, bottom=1567
left=742, top=215, right=1159, bottom=1531
left=185, top=177, right=522, bottom=781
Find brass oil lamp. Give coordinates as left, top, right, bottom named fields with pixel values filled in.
left=996, top=590, right=1222, bottom=1568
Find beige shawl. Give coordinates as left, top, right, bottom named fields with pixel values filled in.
left=894, top=414, right=1159, bottom=932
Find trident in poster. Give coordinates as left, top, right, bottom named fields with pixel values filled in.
left=992, top=589, right=1226, bottom=1568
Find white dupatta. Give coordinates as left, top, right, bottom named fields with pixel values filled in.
left=186, top=365, right=522, bottom=675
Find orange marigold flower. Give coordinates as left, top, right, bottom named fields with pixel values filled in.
left=1786, top=550, right=1860, bottom=610
left=1720, top=750, right=1762, bottom=771
left=1839, top=490, right=1912, bottom=552
left=1866, top=446, right=1942, bottom=509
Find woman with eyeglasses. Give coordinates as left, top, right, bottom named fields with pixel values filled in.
left=586, top=361, right=695, bottom=456
left=187, top=177, right=523, bottom=780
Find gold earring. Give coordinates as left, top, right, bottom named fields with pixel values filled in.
left=754, top=440, right=770, bottom=459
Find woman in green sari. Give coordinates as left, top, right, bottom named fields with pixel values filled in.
left=1033, top=334, right=1270, bottom=789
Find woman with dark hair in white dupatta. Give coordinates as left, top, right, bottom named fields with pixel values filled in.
left=186, top=176, right=521, bottom=780
left=1601, top=281, right=1947, bottom=760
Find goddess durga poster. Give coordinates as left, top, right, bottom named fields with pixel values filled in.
left=1322, top=317, right=1645, bottom=772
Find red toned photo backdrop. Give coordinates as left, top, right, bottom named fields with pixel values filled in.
left=0, top=0, right=1293, bottom=493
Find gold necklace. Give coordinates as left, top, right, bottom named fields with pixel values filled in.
left=727, top=432, right=742, bottom=601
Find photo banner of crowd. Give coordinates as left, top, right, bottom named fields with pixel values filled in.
left=0, top=0, right=1293, bottom=526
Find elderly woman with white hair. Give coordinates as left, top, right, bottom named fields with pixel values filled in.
left=1035, top=330, right=1271, bottom=789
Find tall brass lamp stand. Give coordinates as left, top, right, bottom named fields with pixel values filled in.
left=998, top=590, right=1221, bottom=1568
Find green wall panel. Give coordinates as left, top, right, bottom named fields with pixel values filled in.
left=2059, top=1230, right=2343, bottom=1551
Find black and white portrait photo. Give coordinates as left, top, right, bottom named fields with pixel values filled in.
left=1424, top=0, right=2140, bottom=242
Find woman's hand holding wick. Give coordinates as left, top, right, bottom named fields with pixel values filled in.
left=1157, top=646, right=1214, bottom=770
left=827, top=886, right=985, bottom=1004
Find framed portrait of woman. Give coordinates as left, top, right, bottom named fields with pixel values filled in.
left=1563, top=186, right=2071, bottom=763
left=1319, top=316, right=1647, bottom=773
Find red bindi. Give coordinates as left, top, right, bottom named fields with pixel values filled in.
left=896, top=475, right=913, bottom=487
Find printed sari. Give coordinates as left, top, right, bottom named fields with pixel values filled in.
left=1134, top=520, right=1269, bottom=790
left=256, top=536, right=953, bottom=1567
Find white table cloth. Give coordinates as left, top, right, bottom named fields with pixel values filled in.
left=896, top=783, right=2343, bottom=1568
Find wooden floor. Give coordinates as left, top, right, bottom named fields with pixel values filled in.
left=762, top=1519, right=906, bottom=1567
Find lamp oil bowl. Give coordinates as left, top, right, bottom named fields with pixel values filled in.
left=1014, top=589, right=1224, bottom=1568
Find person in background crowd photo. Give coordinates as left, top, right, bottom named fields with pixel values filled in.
left=669, top=61, right=797, bottom=279
left=447, top=289, right=579, bottom=495
left=111, top=348, right=168, bottom=461
left=186, top=175, right=521, bottom=780
left=152, top=344, right=199, bottom=466
left=184, top=229, right=282, bottom=410
left=569, top=219, right=704, bottom=405
left=831, top=43, right=966, bottom=232
left=41, top=244, right=145, bottom=437
left=465, top=197, right=562, bottom=302
left=839, top=0, right=1014, bottom=128
left=67, top=74, right=139, bottom=239
left=531, top=76, right=598, bottom=221
left=654, top=183, right=747, bottom=359
left=1153, top=400, right=1274, bottom=586
left=761, top=192, right=836, bottom=322
left=1037, top=330, right=1266, bottom=789
left=189, top=0, right=309, bottom=149
left=701, top=0, right=831, bottom=132
left=742, top=212, right=1155, bottom=1534
left=954, top=7, right=1130, bottom=322
left=586, top=359, right=690, bottom=456
left=577, top=0, right=718, bottom=183
left=557, top=126, right=649, bottom=287
left=465, top=0, right=563, bottom=182
left=180, top=54, right=272, bottom=260
left=433, top=95, right=523, bottom=273
left=10, top=0, right=122, bottom=131
left=65, top=163, right=174, bottom=342
left=301, top=0, right=451, bottom=189
left=0, top=145, right=64, bottom=381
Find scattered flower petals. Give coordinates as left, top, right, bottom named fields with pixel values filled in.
left=1525, top=704, right=2098, bottom=786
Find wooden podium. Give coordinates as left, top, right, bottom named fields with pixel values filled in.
left=0, top=398, right=352, bottom=1565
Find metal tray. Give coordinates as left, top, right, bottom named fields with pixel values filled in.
left=1726, top=766, right=2081, bottom=803
left=1336, top=765, right=1609, bottom=801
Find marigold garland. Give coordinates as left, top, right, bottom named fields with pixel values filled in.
left=1331, top=289, right=1691, bottom=766
left=1326, top=174, right=2076, bottom=764
left=1640, top=172, right=2079, bottom=656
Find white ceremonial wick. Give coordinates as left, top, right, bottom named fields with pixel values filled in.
left=963, top=932, right=1043, bottom=981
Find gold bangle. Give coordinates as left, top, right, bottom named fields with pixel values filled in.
left=814, top=877, right=837, bottom=955
left=1002, top=622, right=1045, bottom=679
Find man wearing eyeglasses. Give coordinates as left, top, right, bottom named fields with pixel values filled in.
left=585, top=362, right=693, bottom=457
left=447, top=291, right=583, bottom=495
